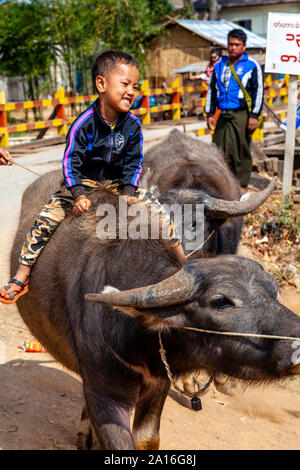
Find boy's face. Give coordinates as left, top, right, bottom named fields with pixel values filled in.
left=96, top=63, right=139, bottom=118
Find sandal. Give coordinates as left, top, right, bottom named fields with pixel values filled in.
left=0, top=278, right=29, bottom=304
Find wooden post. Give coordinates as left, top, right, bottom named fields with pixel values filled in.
left=140, top=80, right=151, bottom=125
left=55, top=87, right=67, bottom=135
left=0, top=91, right=9, bottom=147
left=282, top=75, right=298, bottom=197
left=171, top=77, right=181, bottom=120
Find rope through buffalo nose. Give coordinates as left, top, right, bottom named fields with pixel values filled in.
left=180, top=326, right=300, bottom=341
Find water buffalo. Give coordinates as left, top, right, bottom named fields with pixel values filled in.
left=143, top=129, right=256, bottom=394
left=143, top=129, right=245, bottom=256
left=142, top=129, right=240, bottom=198
left=11, top=171, right=300, bottom=450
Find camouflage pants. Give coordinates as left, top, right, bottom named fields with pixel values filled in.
left=19, top=179, right=180, bottom=266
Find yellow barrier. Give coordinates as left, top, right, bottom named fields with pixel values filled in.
left=0, top=77, right=290, bottom=146
left=0, top=91, right=9, bottom=147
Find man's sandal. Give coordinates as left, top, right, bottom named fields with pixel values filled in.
left=0, top=279, right=29, bottom=304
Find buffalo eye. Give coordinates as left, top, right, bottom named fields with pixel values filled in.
left=211, top=297, right=235, bottom=310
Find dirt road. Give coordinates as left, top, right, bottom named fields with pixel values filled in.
left=0, top=142, right=299, bottom=450
left=0, top=289, right=299, bottom=450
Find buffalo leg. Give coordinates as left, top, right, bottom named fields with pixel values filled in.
left=132, top=378, right=170, bottom=450
left=83, top=383, right=136, bottom=450
left=76, top=405, right=102, bottom=450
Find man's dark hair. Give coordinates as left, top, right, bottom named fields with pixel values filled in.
left=228, top=29, right=247, bottom=45
left=92, top=50, right=139, bottom=88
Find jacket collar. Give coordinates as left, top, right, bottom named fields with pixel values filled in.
left=93, top=98, right=128, bottom=129
left=225, top=52, right=248, bottom=65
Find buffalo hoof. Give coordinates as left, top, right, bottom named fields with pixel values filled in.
left=214, top=373, right=236, bottom=396
left=182, top=370, right=213, bottom=395
left=214, top=383, right=234, bottom=396
left=182, top=371, right=235, bottom=398
left=76, top=407, right=102, bottom=450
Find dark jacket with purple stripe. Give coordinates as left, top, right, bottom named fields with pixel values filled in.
left=62, top=98, right=143, bottom=198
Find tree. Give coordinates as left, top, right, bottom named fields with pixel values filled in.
left=46, top=0, right=99, bottom=94
left=208, top=0, right=220, bottom=20
left=184, top=0, right=196, bottom=16
left=0, top=0, right=175, bottom=97
left=0, top=0, right=55, bottom=100
left=89, top=0, right=172, bottom=73
left=147, top=0, right=173, bottom=18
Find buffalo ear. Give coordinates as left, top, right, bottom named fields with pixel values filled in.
left=112, top=305, right=174, bottom=332
left=95, top=287, right=173, bottom=331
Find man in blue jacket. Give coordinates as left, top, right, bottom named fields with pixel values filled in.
left=205, top=29, right=264, bottom=195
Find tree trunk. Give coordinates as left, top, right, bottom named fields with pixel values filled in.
left=28, top=75, right=38, bottom=121
left=208, top=0, right=220, bottom=20
left=184, top=0, right=196, bottom=17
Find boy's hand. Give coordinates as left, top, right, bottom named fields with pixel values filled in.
left=73, top=195, right=91, bottom=216
left=122, top=195, right=139, bottom=205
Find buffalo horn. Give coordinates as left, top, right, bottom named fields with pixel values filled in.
left=85, top=266, right=197, bottom=308
left=203, top=177, right=277, bottom=219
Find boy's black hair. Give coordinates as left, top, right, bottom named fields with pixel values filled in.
left=228, top=28, right=247, bottom=45
left=92, top=50, right=139, bottom=88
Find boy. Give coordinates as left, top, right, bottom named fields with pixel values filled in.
left=0, top=50, right=186, bottom=303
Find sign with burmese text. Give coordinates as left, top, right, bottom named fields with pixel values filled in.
left=265, top=12, right=300, bottom=75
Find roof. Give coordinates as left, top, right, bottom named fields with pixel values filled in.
left=172, top=18, right=267, bottom=48
left=194, top=0, right=300, bottom=8
left=171, top=53, right=265, bottom=75
left=171, top=60, right=208, bottom=75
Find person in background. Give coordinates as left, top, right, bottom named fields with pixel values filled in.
left=205, top=29, right=264, bottom=196
left=191, top=48, right=221, bottom=84
left=203, top=48, right=221, bottom=85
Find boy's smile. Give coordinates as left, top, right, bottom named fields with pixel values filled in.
left=96, top=63, right=139, bottom=123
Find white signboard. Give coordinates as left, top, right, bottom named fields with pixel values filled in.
left=265, top=12, right=300, bottom=75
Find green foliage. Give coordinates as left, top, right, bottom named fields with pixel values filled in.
left=87, top=0, right=173, bottom=74
left=274, top=199, right=300, bottom=242
left=0, top=0, right=55, bottom=90
left=0, top=0, right=174, bottom=98
left=241, top=197, right=300, bottom=287
left=148, top=0, right=173, bottom=19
